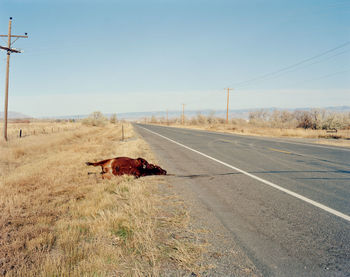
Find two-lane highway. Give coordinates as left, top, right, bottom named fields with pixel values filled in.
left=135, top=124, right=350, bottom=277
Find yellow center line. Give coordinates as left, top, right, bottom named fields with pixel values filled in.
left=269, top=148, right=292, bottom=154
left=218, top=139, right=234, bottom=143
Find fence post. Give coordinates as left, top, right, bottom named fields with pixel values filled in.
left=19, top=129, right=22, bottom=138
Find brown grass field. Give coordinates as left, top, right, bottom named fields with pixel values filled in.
left=0, top=122, right=205, bottom=276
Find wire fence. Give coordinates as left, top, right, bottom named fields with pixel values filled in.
left=0, top=121, right=81, bottom=141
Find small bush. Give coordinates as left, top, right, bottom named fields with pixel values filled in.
left=197, top=113, right=207, bottom=125
left=150, top=115, right=158, bottom=123
left=110, top=113, right=118, bottom=124
left=82, top=111, right=107, bottom=127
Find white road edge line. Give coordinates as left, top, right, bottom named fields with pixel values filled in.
left=139, top=125, right=350, bottom=223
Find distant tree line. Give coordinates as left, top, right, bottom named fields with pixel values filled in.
left=248, top=109, right=350, bottom=130
left=148, top=109, right=350, bottom=130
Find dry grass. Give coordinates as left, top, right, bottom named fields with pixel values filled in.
left=1, top=120, right=80, bottom=140
left=161, top=122, right=350, bottom=147
left=0, top=122, right=205, bottom=276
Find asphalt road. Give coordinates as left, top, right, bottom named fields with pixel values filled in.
left=135, top=124, right=350, bottom=277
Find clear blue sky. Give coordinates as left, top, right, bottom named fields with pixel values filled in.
left=0, top=0, right=349, bottom=117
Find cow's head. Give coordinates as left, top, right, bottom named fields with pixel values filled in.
left=143, top=163, right=167, bottom=175
left=136, top=158, right=167, bottom=176
left=150, top=164, right=167, bottom=175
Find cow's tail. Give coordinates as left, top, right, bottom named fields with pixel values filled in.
left=86, top=159, right=109, bottom=167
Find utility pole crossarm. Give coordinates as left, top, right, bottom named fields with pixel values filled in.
left=0, top=35, right=28, bottom=38
left=0, top=46, right=21, bottom=53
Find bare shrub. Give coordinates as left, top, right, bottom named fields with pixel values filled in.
left=110, top=113, right=118, bottom=124
left=269, top=110, right=296, bottom=128
left=158, top=116, right=166, bottom=124
left=292, top=110, right=350, bottom=130
left=207, top=111, right=218, bottom=124
left=231, top=118, right=247, bottom=126
left=308, top=109, right=325, bottom=129
left=216, top=117, right=225, bottom=124
left=82, top=111, right=107, bottom=127
left=150, top=115, right=158, bottom=123
left=190, top=117, right=198, bottom=125
left=323, top=112, right=347, bottom=130
left=197, top=113, right=207, bottom=125
left=249, top=109, right=269, bottom=127
left=173, top=117, right=181, bottom=124
left=294, top=111, right=315, bottom=129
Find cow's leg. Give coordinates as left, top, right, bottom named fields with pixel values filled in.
left=102, top=173, right=113, bottom=180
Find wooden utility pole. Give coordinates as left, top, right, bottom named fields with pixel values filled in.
left=182, top=104, right=185, bottom=125
left=0, top=17, right=28, bottom=141
left=224, top=88, right=233, bottom=124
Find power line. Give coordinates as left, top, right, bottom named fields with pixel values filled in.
left=232, top=41, right=350, bottom=89
left=237, top=49, right=350, bottom=89
left=271, top=49, right=350, bottom=77
left=287, top=68, right=350, bottom=87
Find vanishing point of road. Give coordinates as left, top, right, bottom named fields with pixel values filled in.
left=135, top=124, right=350, bottom=277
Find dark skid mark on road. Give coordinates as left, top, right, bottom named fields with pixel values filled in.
left=172, top=169, right=350, bottom=178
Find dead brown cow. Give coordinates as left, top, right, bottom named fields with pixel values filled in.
left=86, top=157, right=167, bottom=179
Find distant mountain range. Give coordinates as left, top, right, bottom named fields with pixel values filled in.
left=1, top=106, right=350, bottom=120
left=0, top=111, right=32, bottom=119
left=112, top=106, right=350, bottom=120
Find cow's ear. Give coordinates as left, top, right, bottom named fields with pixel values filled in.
left=136, top=158, right=144, bottom=167
left=137, top=158, right=148, bottom=169
left=137, top=158, right=147, bottom=164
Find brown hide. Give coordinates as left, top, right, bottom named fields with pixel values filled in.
left=86, top=157, right=167, bottom=179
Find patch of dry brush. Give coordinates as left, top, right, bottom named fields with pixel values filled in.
left=152, top=110, right=350, bottom=147
left=0, top=123, right=205, bottom=276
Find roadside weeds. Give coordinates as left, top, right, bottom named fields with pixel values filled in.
left=0, top=123, right=206, bottom=276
